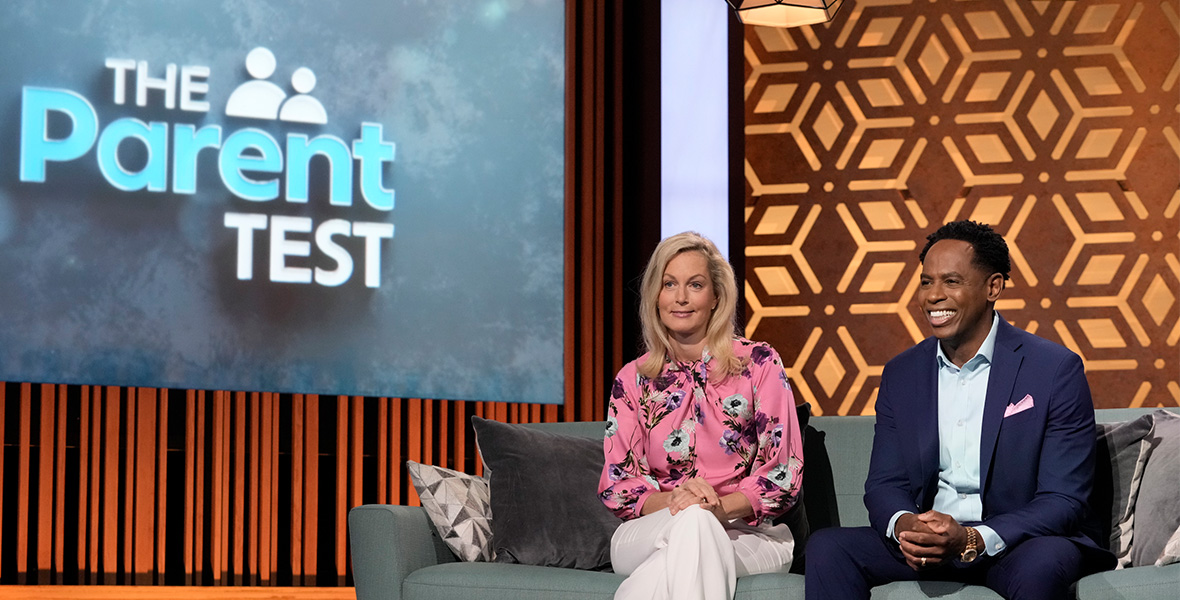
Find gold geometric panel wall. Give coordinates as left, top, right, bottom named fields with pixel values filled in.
left=743, top=0, right=1179, bottom=415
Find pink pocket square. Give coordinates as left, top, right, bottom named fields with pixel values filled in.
left=1004, top=394, right=1034, bottom=418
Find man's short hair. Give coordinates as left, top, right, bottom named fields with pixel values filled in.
left=919, top=220, right=1011, bottom=281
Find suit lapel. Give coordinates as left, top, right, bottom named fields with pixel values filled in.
left=913, top=340, right=941, bottom=506
left=980, top=317, right=1023, bottom=491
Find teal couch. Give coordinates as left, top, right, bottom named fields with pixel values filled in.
left=349, top=407, right=1180, bottom=600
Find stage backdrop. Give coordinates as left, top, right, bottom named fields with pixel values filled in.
left=0, top=0, right=566, bottom=404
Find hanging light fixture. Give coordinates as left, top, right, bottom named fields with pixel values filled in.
left=727, top=0, right=844, bottom=28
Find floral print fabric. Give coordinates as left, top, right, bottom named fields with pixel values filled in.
left=598, top=338, right=804, bottom=525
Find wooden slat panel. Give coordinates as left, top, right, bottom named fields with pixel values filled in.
left=17, top=384, right=30, bottom=583
left=256, top=394, right=267, bottom=585
left=257, top=394, right=269, bottom=585
left=194, top=391, right=207, bottom=585
left=102, top=387, right=119, bottom=585
left=123, top=389, right=136, bottom=583
left=452, top=401, right=465, bottom=474
left=211, top=391, right=224, bottom=585
left=347, top=396, right=363, bottom=584
left=290, top=395, right=303, bottom=582
left=422, top=400, right=433, bottom=466
left=88, top=389, right=101, bottom=584
left=350, top=397, right=363, bottom=510
left=248, top=394, right=259, bottom=585
left=376, top=399, right=387, bottom=505
left=54, top=385, right=67, bottom=583
left=334, top=397, right=347, bottom=584
left=184, top=391, right=196, bottom=585
left=157, top=390, right=169, bottom=585
left=302, top=394, right=319, bottom=582
left=135, top=388, right=157, bottom=585
left=388, top=399, right=401, bottom=505
left=77, top=387, right=90, bottom=582
left=233, top=393, right=246, bottom=586
left=221, top=394, right=232, bottom=584
left=38, top=384, right=55, bottom=583
left=405, top=399, right=421, bottom=505
left=268, top=395, right=279, bottom=584
left=437, top=401, right=448, bottom=470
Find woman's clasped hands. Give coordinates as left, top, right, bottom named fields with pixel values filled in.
left=669, top=477, right=722, bottom=518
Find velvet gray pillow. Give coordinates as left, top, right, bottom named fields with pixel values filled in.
left=471, top=416, right=620, bottom=570
left=1129, top=410, right=1180, bottom=567
left=1091, top=413, right=1156, bottom=567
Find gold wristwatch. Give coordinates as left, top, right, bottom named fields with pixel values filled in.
left=960, top=526, right=979, bottom=563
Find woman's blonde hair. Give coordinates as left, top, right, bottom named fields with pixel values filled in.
left=637, top=231, right=742, bottom=379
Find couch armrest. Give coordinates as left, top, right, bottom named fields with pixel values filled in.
left=349, top=504, right=457, bottom=600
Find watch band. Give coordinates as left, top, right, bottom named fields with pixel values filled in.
left=960, top=526, right=979, bottom=563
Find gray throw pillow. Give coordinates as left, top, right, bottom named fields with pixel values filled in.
left=1091, top=413, right=1156, bottom=567
left=472, top=416, right=621, bottom=570
left=1129, top=410, right=1180, bottom=567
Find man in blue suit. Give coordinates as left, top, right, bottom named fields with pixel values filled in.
left=805, top=221, right=1113, bottom=600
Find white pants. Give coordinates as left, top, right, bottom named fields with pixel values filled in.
left=610, top=504, right=795, bottom=600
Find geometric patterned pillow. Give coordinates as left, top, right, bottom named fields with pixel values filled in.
left=1158, top=524, right=1180, bottom=567
left=406, top=460, right=494, bottom=562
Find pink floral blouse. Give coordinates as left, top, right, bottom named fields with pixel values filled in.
left=598, top=338, right=804, bottom=525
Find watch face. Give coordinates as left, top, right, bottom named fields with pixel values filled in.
left=961, top=549, right=978, bottom=563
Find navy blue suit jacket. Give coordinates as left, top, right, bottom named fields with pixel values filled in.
left=864, top=315, right=1110, bottom=559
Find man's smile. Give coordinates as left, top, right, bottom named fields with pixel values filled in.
left=928, top=309, right=956, bottom=327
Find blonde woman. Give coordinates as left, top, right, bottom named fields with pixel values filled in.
left=598, top=232, right=804, bottom=600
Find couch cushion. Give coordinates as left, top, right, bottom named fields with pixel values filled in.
left=406, top=460, right=494, bottom=562
left=870, top=581, right=1003, bottom=599
left=473, top=416, right=620, bottom=570
left=405, top=562, right=623, bottom=600
left=1129, top=410, right=1180, bottom=566
left=404, top=562, right=806, bottom=600
left=1090, top=412, right=1156, bottom=566
left=734, top=571, right=805, bottom=600
left=808, top=415, right=876, bottom=529
left=1075, top=562, right=1180, bottom=600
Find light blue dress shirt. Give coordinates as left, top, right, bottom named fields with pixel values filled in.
left=888, top=313, right=1007, bottom=557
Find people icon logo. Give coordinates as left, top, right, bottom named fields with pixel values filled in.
left=226, top=47, right=328, bottom=124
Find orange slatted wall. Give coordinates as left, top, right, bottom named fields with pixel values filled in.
left=0, top=388, right=608, bottom=586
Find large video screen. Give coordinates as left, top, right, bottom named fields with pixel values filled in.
left=0, top=1, right=566, bottom=404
